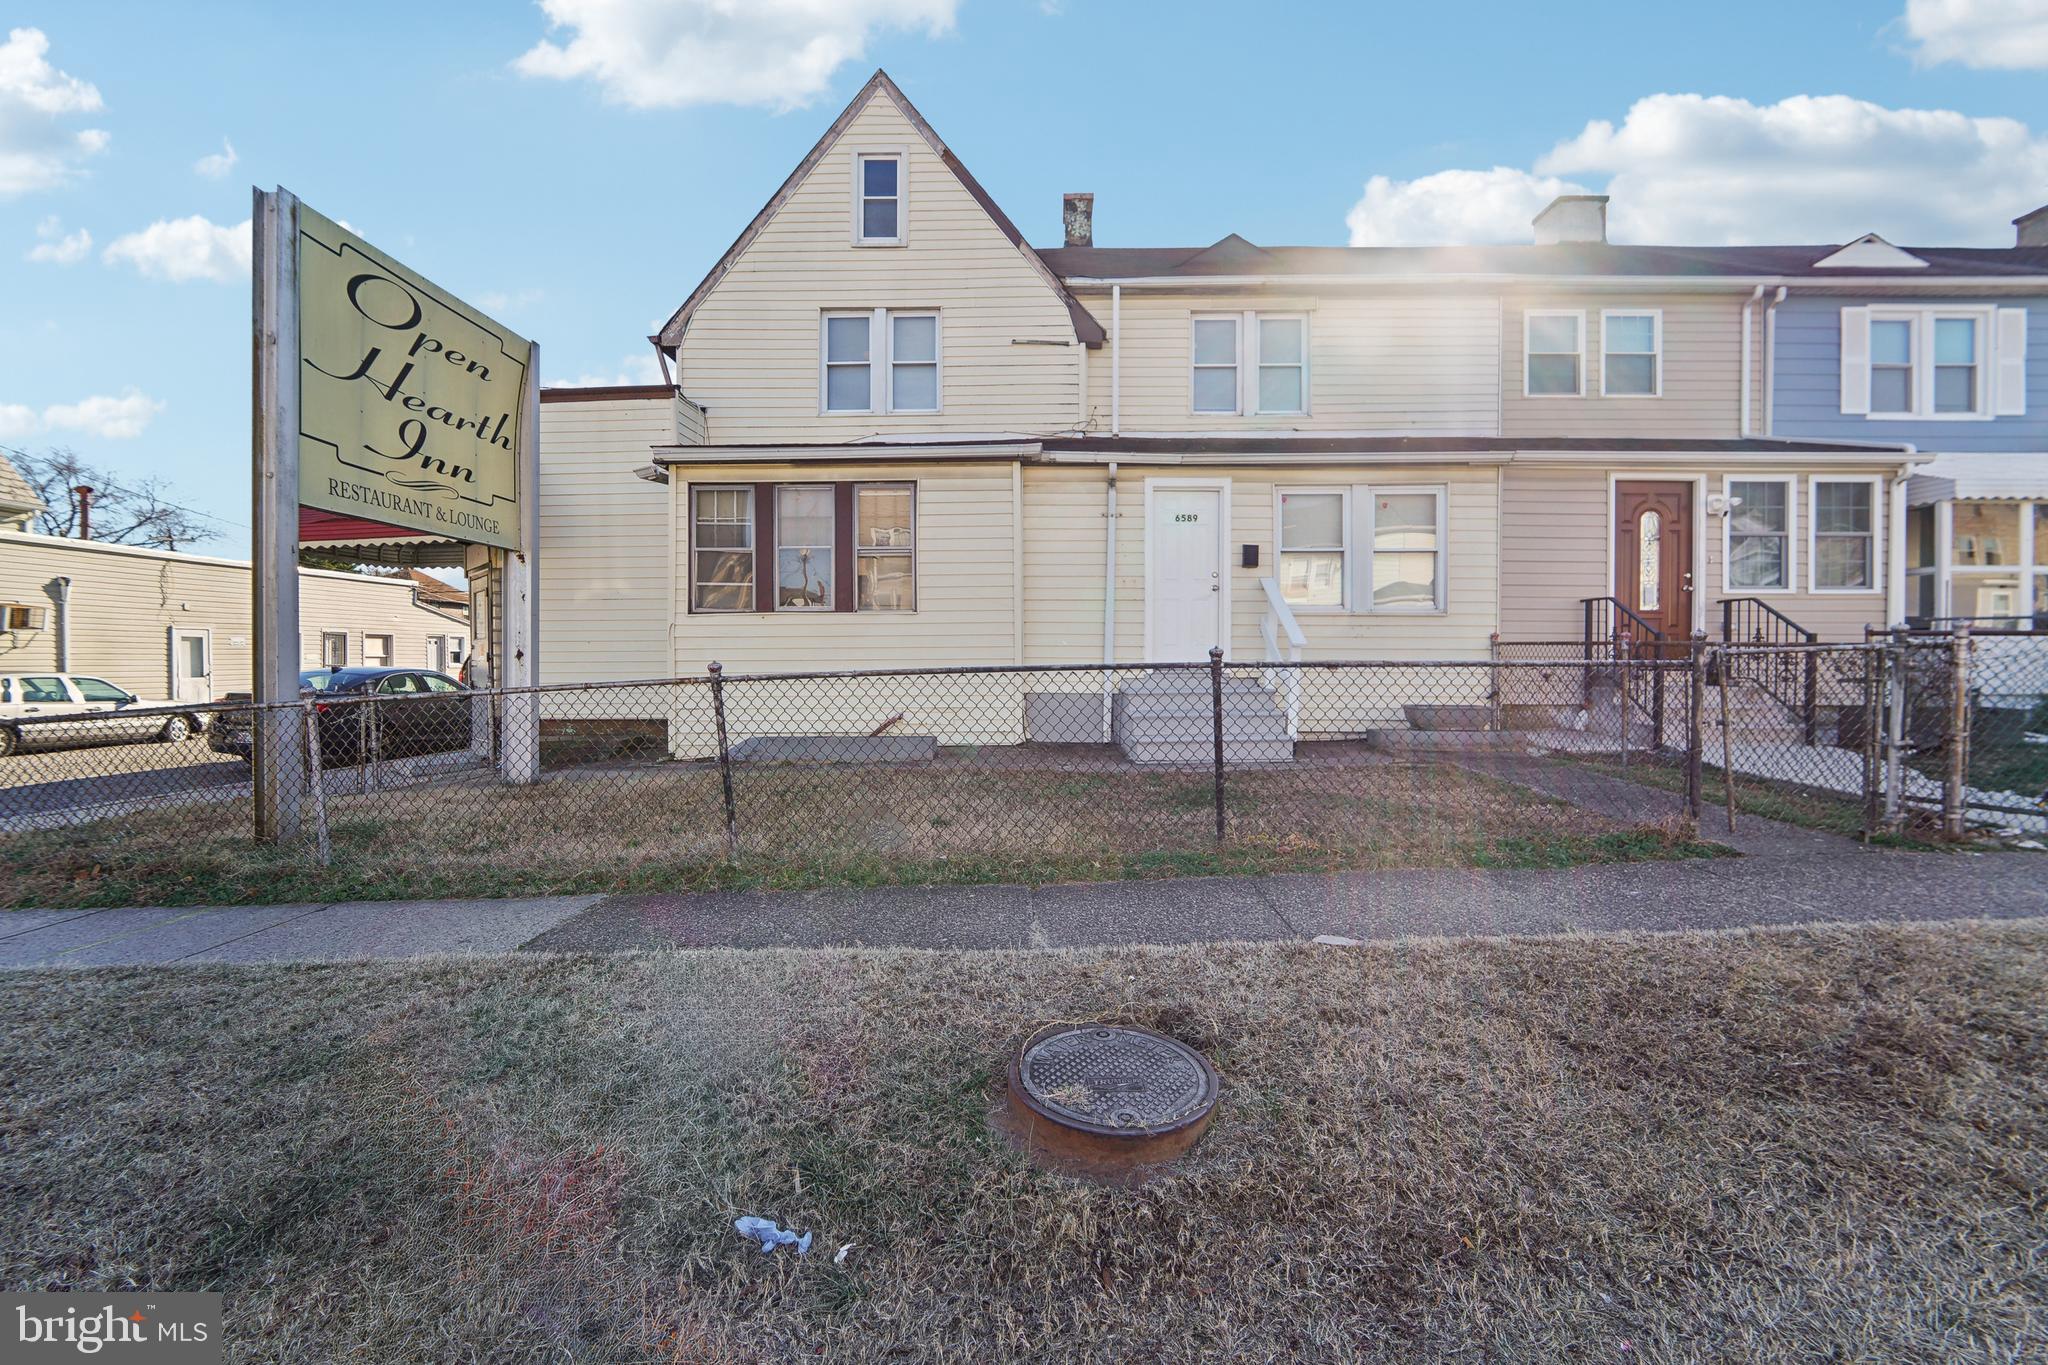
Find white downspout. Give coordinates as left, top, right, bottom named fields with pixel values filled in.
left=52, top=575, right=72, bottom=670
left=1886, top=470, right=1910, bottom=626
left=1011, top=460, right=1025, bottom=665
left=1762, top=286, right=1787, bottom=435
left=1110, top=286, right=1122, bottom=437
left=1101, top=460, right=1119, bottom=741
left=1739, top=285, right=1764, bottom=436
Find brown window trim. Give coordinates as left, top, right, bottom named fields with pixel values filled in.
left=689, top=479, right=914, bottom=615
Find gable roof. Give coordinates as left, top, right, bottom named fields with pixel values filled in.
left=1812, top=234, right=1928, bottom=270
left=0, top=448, right=44, bottom=516
left=655, top=70, right=1104, bottom=352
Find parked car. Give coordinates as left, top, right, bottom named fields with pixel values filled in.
left=209, top=667, right=474, bottom=767
left=0, top=673, right=210, bottom=757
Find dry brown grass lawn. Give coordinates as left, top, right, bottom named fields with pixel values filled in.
left=2, top=758, right=1719, bottom=909
left=5, top=920, right=2045, bottom=1361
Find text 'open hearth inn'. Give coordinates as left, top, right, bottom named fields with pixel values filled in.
left=530, top=71, right=2047, bottom=714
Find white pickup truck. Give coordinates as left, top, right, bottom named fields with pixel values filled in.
left=0, top=672, right=209, bottom=757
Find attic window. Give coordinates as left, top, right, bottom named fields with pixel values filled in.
left=855, top=154, right=902, bottom=245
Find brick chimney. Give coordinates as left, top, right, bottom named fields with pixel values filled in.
left=1063, top=193, right=1094, bottom=248
left=1533, top=194, right=1609, bottom=245
left=2016, top=203, right=2048, bottom=247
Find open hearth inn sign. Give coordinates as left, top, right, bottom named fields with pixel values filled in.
left=295, top=203, right=529, bottom=550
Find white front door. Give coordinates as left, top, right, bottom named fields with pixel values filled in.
left=1150, top=486, right=1225, bottom=662
left=171, top=628, right=212, bottom=704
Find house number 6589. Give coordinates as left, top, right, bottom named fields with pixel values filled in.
left=1174, top=513, right=1199, bottom=522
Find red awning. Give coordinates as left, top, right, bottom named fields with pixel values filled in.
left=298, top=506, right=443, bottom=544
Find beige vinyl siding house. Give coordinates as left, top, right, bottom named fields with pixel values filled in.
left=534, top=389, right=676, bottom=685
left=1501, top=294, right=1748, bottom=437
left=1498, top=464, right=1902, bottom=642
left=0, top=531, right=468, bottom=699
left=673, top=88, right=1086, bottom=443
left=1075, top=292, right=1500, bottom=434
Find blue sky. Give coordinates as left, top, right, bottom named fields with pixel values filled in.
left=3, top=0, right=2045, bottom=558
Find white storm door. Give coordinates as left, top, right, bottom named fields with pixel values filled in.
left=1150, top=487, right=1225, bottom=662
left=171, top=628, right=212, bottom=704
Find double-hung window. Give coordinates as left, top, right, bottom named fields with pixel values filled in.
left=1849, top=306, right=2014, bottom=418
left=1256, top=316, right=1308, bottom=414
left=691, top=486, right=756, bottom=612
left=1810, top=477, right=1880, bottom=592
left=1368, top=488, right=1445, bottom=611
left=1601, top=310, right=1660, bottom=396
left=1276, top=489, right=1347, bottom=608
left=1191, top=313, right=1309, bottom=415
left=1870, top=317, right=1915, bottom=413
left=1525, top=310, right=1584, bottom=396
left=776, top=486, right=835, bottom=610
left=1726, top=477, right=1794, bottom=591
left=689, top=482, right=919, bottom=614
left=822, top=310, right=940, bottom=413
left=1191, top=315, right=1240, bottom=413
left=854, top=153, right=901, bottom=245
left=854, top=484, right=915, bottom=611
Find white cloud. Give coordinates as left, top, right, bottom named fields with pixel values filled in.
left=1345, top=167, right=1592, bottom=246
left=545, top=352, right=666, bottom=388
left=102, top=215, right=252, bottom=283
left=476, top=286, right=544, bottom=314
left=0, top=27, right=109, bottom=196
left=1, top=388, right=164, bottom=440
left=1901, top=0, right=2048, bottom=69
left=514, top=0, right=958, bottom=111
left=25, top=213, right=89, bottom=264
left=1347, top=92, right=2048, bottom=247
left=193, top=136, right=237, bottom=179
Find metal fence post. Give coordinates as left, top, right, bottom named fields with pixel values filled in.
left=1209, top=646, right=1227, bottom=842
left=301, top=700, right=331, bottom=867
left=1944, top=622, right=1970, bottom=838
left=1617, top=629, right=1632, bottom=773
left=1487, top=632, right=1503, bottom=732
left=1716, top=651, right=1739, bottom=835
left=1685, top=631, right=1706, bottom=823
left=1883, top=634, right=1907, bottom=833
left=1801, top=648, right=1819, bottom=747
left=708, top=662, right=738, bottom=861
left=1860, top=645, right=1883, bottom=838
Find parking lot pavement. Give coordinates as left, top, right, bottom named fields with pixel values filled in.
left=0, top=737, right=251, bottom=829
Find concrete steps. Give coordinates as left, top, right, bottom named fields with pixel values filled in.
left=1112, top=673, right=1295, bottom=765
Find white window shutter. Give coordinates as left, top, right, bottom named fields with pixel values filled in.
left=1994, top=307, right=2027, bottom=416
left=1839, top=306, right=1871, bottom=415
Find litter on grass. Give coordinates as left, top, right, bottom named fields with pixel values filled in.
left=734, top=1216, right=812, bottom=1255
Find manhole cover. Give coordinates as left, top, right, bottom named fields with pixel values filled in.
left=1006, top=1023, right=1220, bottom=1170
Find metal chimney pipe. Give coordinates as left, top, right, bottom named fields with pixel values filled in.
left=74, top=485, right=94, bottom=540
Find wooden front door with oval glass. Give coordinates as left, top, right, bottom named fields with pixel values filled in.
left=1615, top=481, right=1693, bottom=650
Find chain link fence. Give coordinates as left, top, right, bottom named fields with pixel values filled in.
left=3, top=634, right=2041, bottom=904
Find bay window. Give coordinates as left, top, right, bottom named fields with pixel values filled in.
left=1810, top=477, right=1880, bottom=592
left=1726, top=478, right=1793, bottom=591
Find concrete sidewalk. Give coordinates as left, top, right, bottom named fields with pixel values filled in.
left=0, top=896, right=602, bottom=968
left=3, top=848, right=2041, bottom=967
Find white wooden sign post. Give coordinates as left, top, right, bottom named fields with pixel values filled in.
left=250, top=184, right=540, bottom=841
